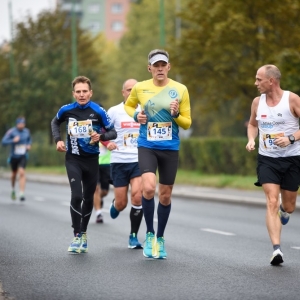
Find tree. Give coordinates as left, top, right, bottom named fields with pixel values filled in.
left=0, top=41, right=15, bottom=135
left=171, top=0, right=300, bottom=136
left=103, top=0, right=179, bottom=106
left=0, top=8, right=106, bottom=142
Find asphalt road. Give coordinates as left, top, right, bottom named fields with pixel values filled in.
left=1, top=179, right=300, bottom=300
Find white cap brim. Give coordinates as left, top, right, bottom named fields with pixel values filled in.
left=149, top=54, right=169, bottom=65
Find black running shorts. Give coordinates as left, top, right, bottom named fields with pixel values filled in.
left=110, top=162, right=140, bottom=187
left=138, top=147, right=179, bottom=185
left=10, top=156, right=27, bottom=171
left=255, top=154, right=300, bottom=191
left=97, top=165, right=111, bottom=191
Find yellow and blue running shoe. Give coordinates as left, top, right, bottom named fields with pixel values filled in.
left=154, top=237, right=167, bottom=259
left=80, top=233, right=88, bottom=253
left=68, top=234, right=82, bottom=254
left=143, top=232, right=156, bottom=258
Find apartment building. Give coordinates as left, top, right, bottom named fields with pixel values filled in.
left=57, top=0, right=132, bottom=42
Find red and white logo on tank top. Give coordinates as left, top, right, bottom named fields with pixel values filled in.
left=121, top=122, right=140, bottom=128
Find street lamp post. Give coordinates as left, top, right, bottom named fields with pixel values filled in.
left=175, top=0, right=181, bottom=40
left=159, top=0, right=165, bottom=47
left=8, top=0, right=15, bottom=78
left=71, top=0, right=78, bottom=81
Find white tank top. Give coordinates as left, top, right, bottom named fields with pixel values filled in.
left=257, top=91, right=300, bottom=157
left=107, top=102, right=140, bottom=163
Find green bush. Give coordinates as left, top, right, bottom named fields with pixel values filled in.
left=179, top=137, right=257, bottom=175
left=0, top=143, right=64, bottom=167
left=28, top=143, right=65, bottom=166
left=0, top=136, right=257, bottom=175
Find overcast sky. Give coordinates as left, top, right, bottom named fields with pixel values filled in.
left=0, top=0, right=56, bottom=43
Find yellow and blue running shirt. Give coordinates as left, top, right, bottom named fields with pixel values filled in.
left=124, top=79, right=191, bottom=151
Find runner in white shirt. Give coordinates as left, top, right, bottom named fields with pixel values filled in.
left=108, top=79, right=144, bottom=249
left=246, top=64, right=300, bottom=266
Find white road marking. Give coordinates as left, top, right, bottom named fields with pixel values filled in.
left=34, top=197, right=45, bottom=202
left=201, top=228, right=236, bottom=236
left=291, top=246, right=300, bottom=250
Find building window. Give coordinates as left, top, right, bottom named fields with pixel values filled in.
left=61, top=2, right=81, bottom=13
left=88, top=3, right=100, bottom=13
left=111, top=3, right=123, bottom=14
left=89, top=22, right=101, bottom=31
left=111, top=21, right=123, bottom=31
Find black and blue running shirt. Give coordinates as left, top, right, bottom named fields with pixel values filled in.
left=51, top=101, right=117, bottom=157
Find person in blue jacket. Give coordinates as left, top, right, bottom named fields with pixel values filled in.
left=51, top=75, right=117, bottom=254
left=1, top=117, right=32, bottom=201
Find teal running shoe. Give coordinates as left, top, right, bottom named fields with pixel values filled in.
left=278, top=208, right=290, bottom=225
left=80, top=233, right=88, bottom=253
left=128, top=233, right=143, bottom=249
left=110, top=199, right=119, bottom=219
left=68, top=234, right=82, bottom=254
left=143, top=232, right=156, bottom=258
left=154, top=237, right=167, bottom=259
left=11, top=190, right=16, bottom=200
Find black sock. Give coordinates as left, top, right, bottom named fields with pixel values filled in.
left=273, top=244, right=281, bottom=251
left=156, top=202, right=171, bottom=238
left=130, top=206, right=143, bottom=234
left=142, top=196, right=155, bottom=234
left=280, top=204, right=286, bottom=212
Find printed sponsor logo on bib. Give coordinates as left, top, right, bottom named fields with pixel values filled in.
left=68, top=119, right=93, bottom=138
left=123, top=133, right=139, bottom=147
left=263, top=132, right=285, bottom=151
left=147, top=122, right=172, bottom=141
left=14, top=144, right=26, bottom=155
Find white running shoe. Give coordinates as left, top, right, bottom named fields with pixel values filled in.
left=270, top=249, right=283, bottom=265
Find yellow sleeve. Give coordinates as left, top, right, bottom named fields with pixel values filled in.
left=124, top=85, right=139, bottom=118
left=174, top=88, right=192, bottom=130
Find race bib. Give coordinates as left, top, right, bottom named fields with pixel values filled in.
left=14, top=144, right=26, bottom=155
left=147, top=122, right=172, bottom=141
left=68, top=119, right=93, bottom=138
left=263, top=132, right=285, bottom=151
left=123, top=133, right=139, bottom=147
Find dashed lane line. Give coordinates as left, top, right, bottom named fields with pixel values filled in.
left=201, top=228, right=236, bottom=236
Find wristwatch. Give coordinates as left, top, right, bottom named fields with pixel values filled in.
left=288, top=135, right=295, bottom=144
left=172, top=111, right=180, bottom=118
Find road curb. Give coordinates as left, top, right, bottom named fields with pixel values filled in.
left=2, top=170, right=300, bottom=209
left=0, top=171, right=266, bottom=206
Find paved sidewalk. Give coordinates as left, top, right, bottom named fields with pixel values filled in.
left=0, top=170, right=271, bottom=207
left=1, top=170, right=300, bottom=209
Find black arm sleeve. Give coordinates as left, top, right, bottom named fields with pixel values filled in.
left=51, top=116, right=62, bottom=144
left=99, top=128, right=117, bottom=141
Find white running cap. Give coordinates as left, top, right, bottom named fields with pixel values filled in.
left=149, top=54, right=169, bottom=65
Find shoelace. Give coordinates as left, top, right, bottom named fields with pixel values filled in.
left=72, top=237, right=81, bottom=245
left=131, top=236, right=138, bottom=242
left=145, top=235, right=154, bottom=247
left=81, top=234, right=87, bottom=245
left=157, top=240, right=164, bottom=251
